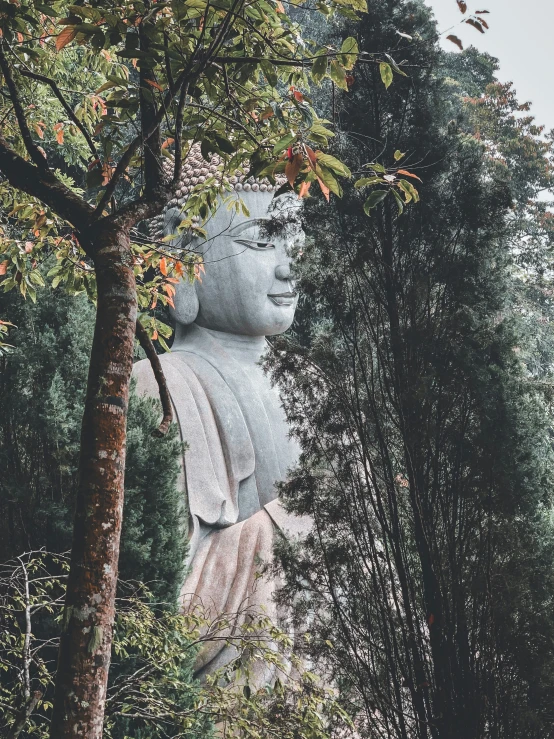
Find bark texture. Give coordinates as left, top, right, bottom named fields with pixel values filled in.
left=49, top=223, right=137, bottom=738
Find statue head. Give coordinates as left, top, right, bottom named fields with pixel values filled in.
left=152, top=147, right=303, bottom=338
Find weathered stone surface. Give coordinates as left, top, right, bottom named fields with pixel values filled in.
left=134, top=185, right=309, bottom=679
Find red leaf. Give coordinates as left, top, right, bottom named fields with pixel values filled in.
left=446, top=34, right=463, bottom=50
left=285, top=153, right=303, bottom=187
left=56, top=26, right=76, bottom=51
left=159, top=257, right=168, bottom=276
left=428, top=613, right=435, bottom=626
left=465, top=17, right=485, bottom=33
left=396, top=169, right=422, bottom=181
left=146, top=79, right=165, bottom=92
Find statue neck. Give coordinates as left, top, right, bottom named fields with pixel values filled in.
left=173, top=323, right=267, bottom=364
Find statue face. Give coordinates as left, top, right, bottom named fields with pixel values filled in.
left=172, top=192, right=303, bottom=337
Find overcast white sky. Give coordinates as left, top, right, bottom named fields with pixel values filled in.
left=424, top=0, right=554, bottom=133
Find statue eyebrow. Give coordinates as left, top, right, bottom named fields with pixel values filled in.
left=227, top=218, right=271, bottom=237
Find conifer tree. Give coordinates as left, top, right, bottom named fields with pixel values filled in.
left=0, top=285, right=186, bottom=605
left=269, top=2, right=554, bottom=737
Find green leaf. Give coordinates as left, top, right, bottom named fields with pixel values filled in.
left=394, top=150, right=405, bottom=161
left=212, top=134, right=235, bottom=155
left=398, top=179, right=420, bottom=203
left=338, top=37, right=358, bottom=71
left=315, top=164, right=342, bottom=197
left=311, top=54, right=328, bottom=85
left=334, top=0, right=368, bottom=12
left=354, top=176, right=385, bottom=188
left=379, top=62, right=393, bottom=90
left=329, top=60, right=348, bottom=91
left=273, top=133, right=296, bottom=156
left=260, top=60, right=278, bottom=88
left=363, top=189, right=388, bottom=215
left=366, top=162, right=386, bottom=173
left=310, top=122, right=335, bottom=138
left=392, top=188, right=404, bottom=215
left=316, top=152, right=351, bottom=178
left=34, top=3, right=60, bottom=16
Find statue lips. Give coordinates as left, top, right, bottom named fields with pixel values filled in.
left=268, top=290, right=297, bottom=307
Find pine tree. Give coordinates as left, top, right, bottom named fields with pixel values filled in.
left=269, top=2, right=554, bottom=737
left=0, top=283, right=186, bottom=605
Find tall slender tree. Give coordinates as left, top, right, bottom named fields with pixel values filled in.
left=270, top=2, right=554, bottom=737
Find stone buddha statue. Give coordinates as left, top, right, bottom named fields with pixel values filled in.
left=133, top=147, right=306, bottom=680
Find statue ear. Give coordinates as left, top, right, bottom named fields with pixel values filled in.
left=170, top=277, right=199, bottom=325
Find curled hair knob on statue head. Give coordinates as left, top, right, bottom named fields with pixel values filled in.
left=148, top=142, right=287, bottom=245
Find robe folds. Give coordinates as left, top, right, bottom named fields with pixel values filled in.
left=133, top=324, right=307, bottom=680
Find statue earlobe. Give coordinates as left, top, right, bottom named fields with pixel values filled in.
left=170, top=278, right=200, bottom=325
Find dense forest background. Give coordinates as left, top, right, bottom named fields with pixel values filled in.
left=2, top=0, right=554, bottom=737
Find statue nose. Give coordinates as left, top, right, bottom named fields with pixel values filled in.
left=275, top=264, right=290, bottom=280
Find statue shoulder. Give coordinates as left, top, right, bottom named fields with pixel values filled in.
left=132, top=352, right=203, bottom=402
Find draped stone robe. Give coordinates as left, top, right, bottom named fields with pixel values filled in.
left=133, top=324, right=305, bottom=679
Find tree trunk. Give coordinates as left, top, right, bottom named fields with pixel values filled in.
left=50, top=222, right=136, bottom=738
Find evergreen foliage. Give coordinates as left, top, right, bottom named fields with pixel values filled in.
left=269, top=2, right=554, bottom=737
left=0, top=283, right=186, bottom=605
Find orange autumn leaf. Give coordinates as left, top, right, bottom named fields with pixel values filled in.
left=161, top=137, right=175, bottom=150
left=159, top=257, right=168, bottom=276
left=101, top=162, right=114, bottom=186
left=0, top=260, right=8, bottom=275
left=285, top=152, right=303, bottom=187
left=146, top=79, right=164, bottom=92
left=396, top=169, right=422, bottom=181
left=34, top=122, right=45, bottom=139
left=152, top=329, right=158, bottom=340
left=56, top=26, right=76, bottom=51
left=317, top=176, right=330, bottom=202
left=53, top=123, right=64, bottom=145
left=275, top=0, right=284, bottom=11
left=299, top=180, right=311, bottom=198
left=163, top=283, right=176, bottom=297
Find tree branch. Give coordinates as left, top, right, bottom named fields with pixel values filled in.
left=172, top=80, right=189, bottom=187
left=0, top=135, right=94, bottom=231
left=135, top=319, right=173, bottom=436
left=0, top=43, right=49, bottom=171
left=139, top=23, right=164, bottom=198
left=18, top=69, right=99, bottom=161
left=6, top=691, right=42, bottom=739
